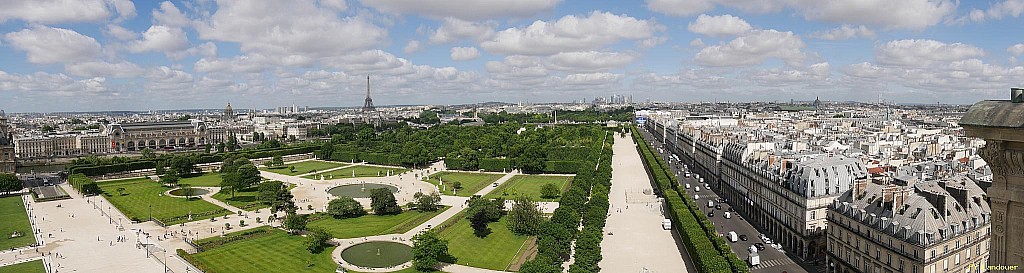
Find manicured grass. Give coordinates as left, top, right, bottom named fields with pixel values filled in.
left=0, top=196, right=35, bottom=250
left=423, top=172, right=505, bottom=197
left=483, top=175, right=573, bottom=202
left=211, top=187, right=266, bottom=211
left=307, top=207, right=449, bottom=239
left=437, top=216, right=531, bottom=271
left=0, top=259, right=45, bottom=273
left=97, top=178, right=230, bottom=225
left=190, top=229, right=337, bottom=273
left=177, top=173, right=223, bottom=187
left=303, top=165, right=408, bottom=179
left=351, top=269, right=445, bottom=273
left=264, top=160, right=347, bottom=176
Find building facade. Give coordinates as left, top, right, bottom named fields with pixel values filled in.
left=106, top=120, right=209, bottom=152
left=0, top=113, right=14, bottom=173
left=826, top=176, right=991, bottom=273
left=14, top=133, right=111, bottom=159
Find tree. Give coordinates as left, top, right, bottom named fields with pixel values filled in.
left=470, top=209, right=492, bottom=238
left=141, top=148, right=155, bottom=159
left=160, top=171, right=180, bottom=187
left=540, top=183, right=560, bottom=199
left=41, top=124, right=54, bottom=132
left=283, top=213, right=307, bottom=234
left=271, top=155, right=284, bottom=167
left=257, top=181, right=284, bottom=204
left=327, top=196, right=366, bottom=218
left=369, top=188, right=401, bottom=215
left=81, top=182, right=101, bottom=196
left=204, top=143, right=212, bottom=154
left=507, top=196, right=543, bottom=236
left=273, top=188, right=297, bottom=214
left=411, top=230, right=449, bottom=271
left=465, top=195, right=503, bottom=222
left=304, top=227, right=331, bottom=253
left=318, top=142, right=334, bottom=160
left=236, top=164, right=261, bottom=190
left=180, top=184, right=194, bottom=199
left=414, top=192, right=441, bottom=212
left=0, top=173, right=22, bottom=195
left=167, top=156, right=195, bottom=176
left=220, top=172, right=242, bottom=198
left=452, top=181, right=463, bottom=190
left=216, top=142, right=226, bottom=153
left=288, top=166, right=296, bottom=173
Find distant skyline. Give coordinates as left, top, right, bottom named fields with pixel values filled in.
left=1, top=0, right=1023, bottom=112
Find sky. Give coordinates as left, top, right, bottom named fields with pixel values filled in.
left=1, top=0, right=1024, bottom=112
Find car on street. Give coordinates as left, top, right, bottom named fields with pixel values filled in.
left=715, top=204, right=722, bottom=210
left=707, top=211, right=714, bottom=218
left=740, top=234, right=748, bottom=241
left=754, top=243, right=765, bottom=251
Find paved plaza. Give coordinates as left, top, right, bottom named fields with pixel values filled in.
left=599, top=133, right=693, bottom=273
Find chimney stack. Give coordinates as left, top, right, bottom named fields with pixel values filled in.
left=1013, top=88, right=1024, bottom=103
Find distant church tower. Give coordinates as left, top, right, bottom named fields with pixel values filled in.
left=362, top=75, right=376, bottom=112
left=224, top=103, right=234, bottom=120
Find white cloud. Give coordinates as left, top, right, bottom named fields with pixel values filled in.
left=194, top=55, right=272, bottom=74
left=0, top=70, right=109, bottom=96
left=323, top=50, right=417, bottom=75
left=450, top=47, right=481, bottom=61
left=196, top=0, right=386, bottom=64
left=645, top=0, right=715, bottom=17
left=169, top=42, right=218, bottom=60
left=562, top=72, right=623, bottom=85
left=749, top=62, right=831, bottom=86
left=0, top=0, right=131, bottom=24
left=1009, top=44, right=1024, bottom=56
left=809, top=25, right=875, bottom=40
left=958, top=0, right=1024, bottom=23
left=130, top=25, right=189, bottom=53
left=4, top=25, right=102, bottom=64
left=360, top=0, right=561, bottom=20
left=480, top=11, right=659, bottom=56
left=152, top=1, right=190, bottom=27
left=789, top=0, right=956, bottom=30
left=547, top=51, right=637, bottom=72
left=875, top=39, right=984, bottom=67
left=694, top=29, right=807, bottom=67
left=428, top=18, right=497, bottom=44
left=145, top=66, right=194, bottom=92
left=690, top=38, right=705, bottom=47
left=65, top=61, right=144, bottom=78
left=687, top=14, right=752, bottom=37
left=638, top=36, right=668, bottom=49
left=103, top=24, right=137, bottom=40
left=404, top=40, right=422, bottom=54
left=648, top=0, right=954, bottom=30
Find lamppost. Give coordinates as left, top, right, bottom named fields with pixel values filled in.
left=149, top=205, right=153, bottom=222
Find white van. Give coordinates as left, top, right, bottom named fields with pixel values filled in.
left=662, top=219, right=672, bottom=230
left=749, top=253, right=761, bottom=266
left=728, top=231, right=738, bottom=242
left=685, top=184, right=691, bottom=189
left=724, top=212, right=732, bottom=219
left=695, top=187, right=701, bottom=192
left=707, top=200, right=714, bottom=208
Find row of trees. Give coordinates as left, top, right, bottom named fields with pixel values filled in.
left=0, top=173, right=23, bottom=196
left=479, top=106, right=635, bottom=124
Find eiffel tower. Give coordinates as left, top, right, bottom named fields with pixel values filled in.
left=362, top=75, right=376, bottom=112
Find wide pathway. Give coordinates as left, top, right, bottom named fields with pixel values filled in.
left=599, top=133, right=694, bottom=273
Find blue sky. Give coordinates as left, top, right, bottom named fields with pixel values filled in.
left=1, top=0, right=1023, bottom=112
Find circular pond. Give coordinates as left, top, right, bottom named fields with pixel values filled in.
left=328, top=183, right=398, bottom=198
left=168, top=188, right=210, bottom=197
left=340, top=241, right=413, bottom=268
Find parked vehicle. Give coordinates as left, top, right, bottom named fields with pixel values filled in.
left=728, top=231, right=738, bottom=242
left=685, top=184, right=691, bottom=189
left=662, top=219, right=672, bottom=230
left=724, top=212, right=731, bottom=219
left=754, top=243, right=766, bottom=251
left=739, top=234, right=747, bottom=241
left=715, top=204, right=722, bottom=210
left=708, top=200, right=714, bottom=208
left=695, top=187, right=700, bottom=192
left=749, top=253, right=761, bottom=266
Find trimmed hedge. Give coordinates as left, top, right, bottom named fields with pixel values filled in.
left=479, top=158, right=512, bottom=171
left=70, top=161, right=156, bottom=176
left=543, top=160, right=581, bottom=174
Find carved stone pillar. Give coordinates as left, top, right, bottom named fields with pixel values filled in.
left=960, top=96, right=1024, bottom=268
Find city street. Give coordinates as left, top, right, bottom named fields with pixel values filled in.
left=641, top=129, right=812, bottom=273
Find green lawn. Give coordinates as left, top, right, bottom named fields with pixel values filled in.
left=211, top=187, right=267, bottom=211
left=0, top=196, right=35, bottom=250
left=307, top=207, right=449, bottom=239
left=0, top=259, right=45, bottom=273
left=437, top=216, right=531, bottom=271
left=177, top=173, right=223, bottom=187
left=483, top=175, right=573, bottom=201
left=263, top=160, right=347, bottom=176
left=189, top=229, right=337, bottom=273
left=423, top=172, right=505, bottom=197
left=97, top=178, right=230, bottom=225
left=303, top=165, right=408, bottom=179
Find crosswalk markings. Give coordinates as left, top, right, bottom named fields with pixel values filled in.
left=750, top=258, right=795, bottom=270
